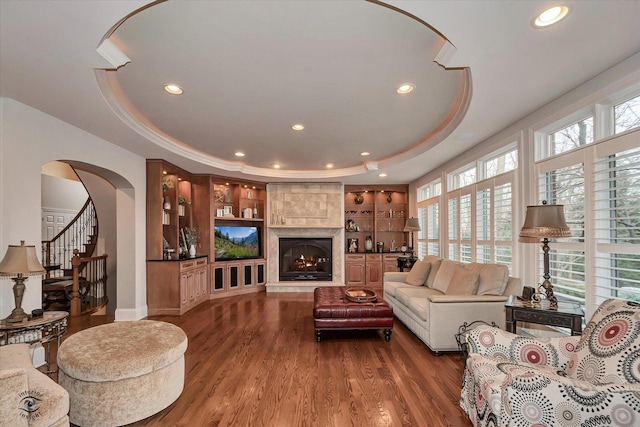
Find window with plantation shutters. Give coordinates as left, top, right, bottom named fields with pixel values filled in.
left=494, top=178, right=514, bottom=270
left=417, top=180, right=441, bottom=258
left=593, top=136, right=640, bottom=304
left=445, top=171, right=515, bottom=269
left=537, top=161, right=586, bottom=305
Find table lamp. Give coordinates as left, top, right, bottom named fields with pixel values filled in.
left=519, top=201, right=571, bottom=308
left=403, top=218, right=421, bottom=252
left=0, top=241, right=45, bottom=323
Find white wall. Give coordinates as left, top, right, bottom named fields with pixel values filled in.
left=41, top=174, right=87, bottom=211
left=0, top=97, right=148, bottom=320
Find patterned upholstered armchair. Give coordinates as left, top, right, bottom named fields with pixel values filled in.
left=460, top=299, right=640, bottom=426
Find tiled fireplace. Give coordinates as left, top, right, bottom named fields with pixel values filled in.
left=266, top=183, right=344, bottom=291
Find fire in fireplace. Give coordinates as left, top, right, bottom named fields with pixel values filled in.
left=279, top=238, right=332, bottom=281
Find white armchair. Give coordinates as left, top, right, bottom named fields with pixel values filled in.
left=460, top=298, right=640, bottom=426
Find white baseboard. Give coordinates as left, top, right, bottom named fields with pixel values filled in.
left=114, top=305, right=148, bottom=321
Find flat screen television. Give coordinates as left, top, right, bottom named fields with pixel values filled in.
left=214, top=224, right=261, bottom=260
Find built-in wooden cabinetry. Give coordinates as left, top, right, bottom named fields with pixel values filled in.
left=344, top=185, right=411, bottom=288
left=146, top=160, right=267, bottom=315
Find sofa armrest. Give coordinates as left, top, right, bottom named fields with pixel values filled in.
left=383, top=272, right=410, bottom=283
left=467, top=325, right=580, bottom=369
left=0, top=368, right=29, bottom=427
left=427, top=294, right=509, bottom=303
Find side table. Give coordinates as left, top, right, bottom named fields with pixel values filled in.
left=397, top=256, right=418, bottom=272
left=0, top=310, right=69, bottom=375
left=505, top=295, right=583, bottom=336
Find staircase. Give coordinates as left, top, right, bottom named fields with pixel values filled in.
left=42, top=197, right=108, bottom=315
left=43, top=198, right=98, bottom=275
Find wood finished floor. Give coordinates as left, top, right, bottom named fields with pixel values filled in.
left=63, top=292, right=472, bottom=427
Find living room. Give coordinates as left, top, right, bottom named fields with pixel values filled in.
left=1, top=1, right=640, bottom=426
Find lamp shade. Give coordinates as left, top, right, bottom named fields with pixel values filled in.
left=519, top=203, right=571, bottom=239
left=0, top=241, right=45, bottom=278
left=404, top=218, right=421, bottom=232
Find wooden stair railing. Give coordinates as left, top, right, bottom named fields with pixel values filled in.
left=68, top=249, right=109, bottom=316
left=42, top=197, right=98, bottom=278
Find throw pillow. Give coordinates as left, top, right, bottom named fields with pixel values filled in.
left=423, top=255, right=443, bottom=288
left=405, top=261, right=431, bottom=286
left=445, top=268, right=479, bottom=295
left=432, top=260, right=463, bottom=293
left=464, top=263, right=509, bottom=295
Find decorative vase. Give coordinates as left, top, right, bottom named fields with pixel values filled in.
left=354, top=193, right=364, bottom=204
left=163, top=196, right=171, bottom=210
left=189, top=244, right=196, bottom=258
left=178, top=204, right=186, bottom=216
left=365, top=236, right=373, bottom=252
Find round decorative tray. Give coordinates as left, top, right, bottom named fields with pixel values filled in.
left=344, top=288, right=377, bottom=303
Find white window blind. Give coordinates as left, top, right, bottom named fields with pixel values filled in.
left=593, top=142, right=640, bottom=303
left=494, top=179, right=514, bottom=270
left=445, top=171, right=515, bottom=269
left=538, top=162, right=586, bottom=304
left=417, top=197, right=439, bottom=258
left=448, top=195, right=458, bottom=261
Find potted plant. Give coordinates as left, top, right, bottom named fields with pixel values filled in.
left=178, top=196, right=190, bottom=216
left=182, top=227, right=198, bottom=258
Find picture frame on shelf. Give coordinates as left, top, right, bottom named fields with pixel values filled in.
left=224, top=206, right=233, bottom=215
left=348, top=238, right=358, bottom=253
left=216, top=208, right=224, bottom=217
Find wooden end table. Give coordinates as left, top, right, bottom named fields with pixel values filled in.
left=505, top=295, right=584, bottom=336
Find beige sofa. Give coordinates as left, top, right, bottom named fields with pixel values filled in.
left=383, top=255, right=522, bottom=354
left=0, top=343, right=69, bottom=427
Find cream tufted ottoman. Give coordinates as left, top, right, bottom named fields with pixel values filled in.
left=57, top=320, right=187, bottom=427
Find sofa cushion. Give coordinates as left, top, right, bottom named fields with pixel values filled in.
left=432, top=259, right=463, bottom=293
left=407, top=297, right=430, bottom=322
left=405, top=261, right=431, bottom=286
left=395, top=286, right=441, bottom=307
left=384, top=281, right=414, bottom=298
left=423, top=255, right=443, bottom=288
left=464, top=263, right=509, bottom=295
left=445, top=268, right=480, bottom=295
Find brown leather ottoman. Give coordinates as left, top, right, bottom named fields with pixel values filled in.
left=313, top=286, right=394, bottom=342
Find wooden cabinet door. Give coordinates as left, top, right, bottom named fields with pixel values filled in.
left=212, top=264, right=225, bottom=293
left=255, top=260, right=266, bottom=286
left=180, top=272, right=190, bottom=307
left=243, top=262, right=254, bottom=287
left=346, top=263, right=365, bottom=286
left=196, top=267, right=207, bottom=302
left=366, top=263, right=382, bottom=287
left=366, top=254, right=383, bottom=287
left=227, top=262, right=241, bottom=289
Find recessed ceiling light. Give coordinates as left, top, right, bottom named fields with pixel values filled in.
left=235, top=151, right=245, bottom=157
left=379, top=173, right=387, bottom=177
left=397, top=84, right=415, bottom=94
left=292, top=124, right=304, bottom=131
left=360, top=152, right=370, bottom=157
left=164, top=84, right=183, bottom=95
left=326, top=163, right=334, bottom=169
left=534, top=5, right=569, bottom=27
left=272, top=163, right=281, bottom=169
left=162, top=171, right=167, bottom=175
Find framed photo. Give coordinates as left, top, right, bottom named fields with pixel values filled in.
left=216, top=208, right=224, bottom=217
left=347, top=238, right=358, bottom=253
left=224, top=206, right=233, bottom=215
